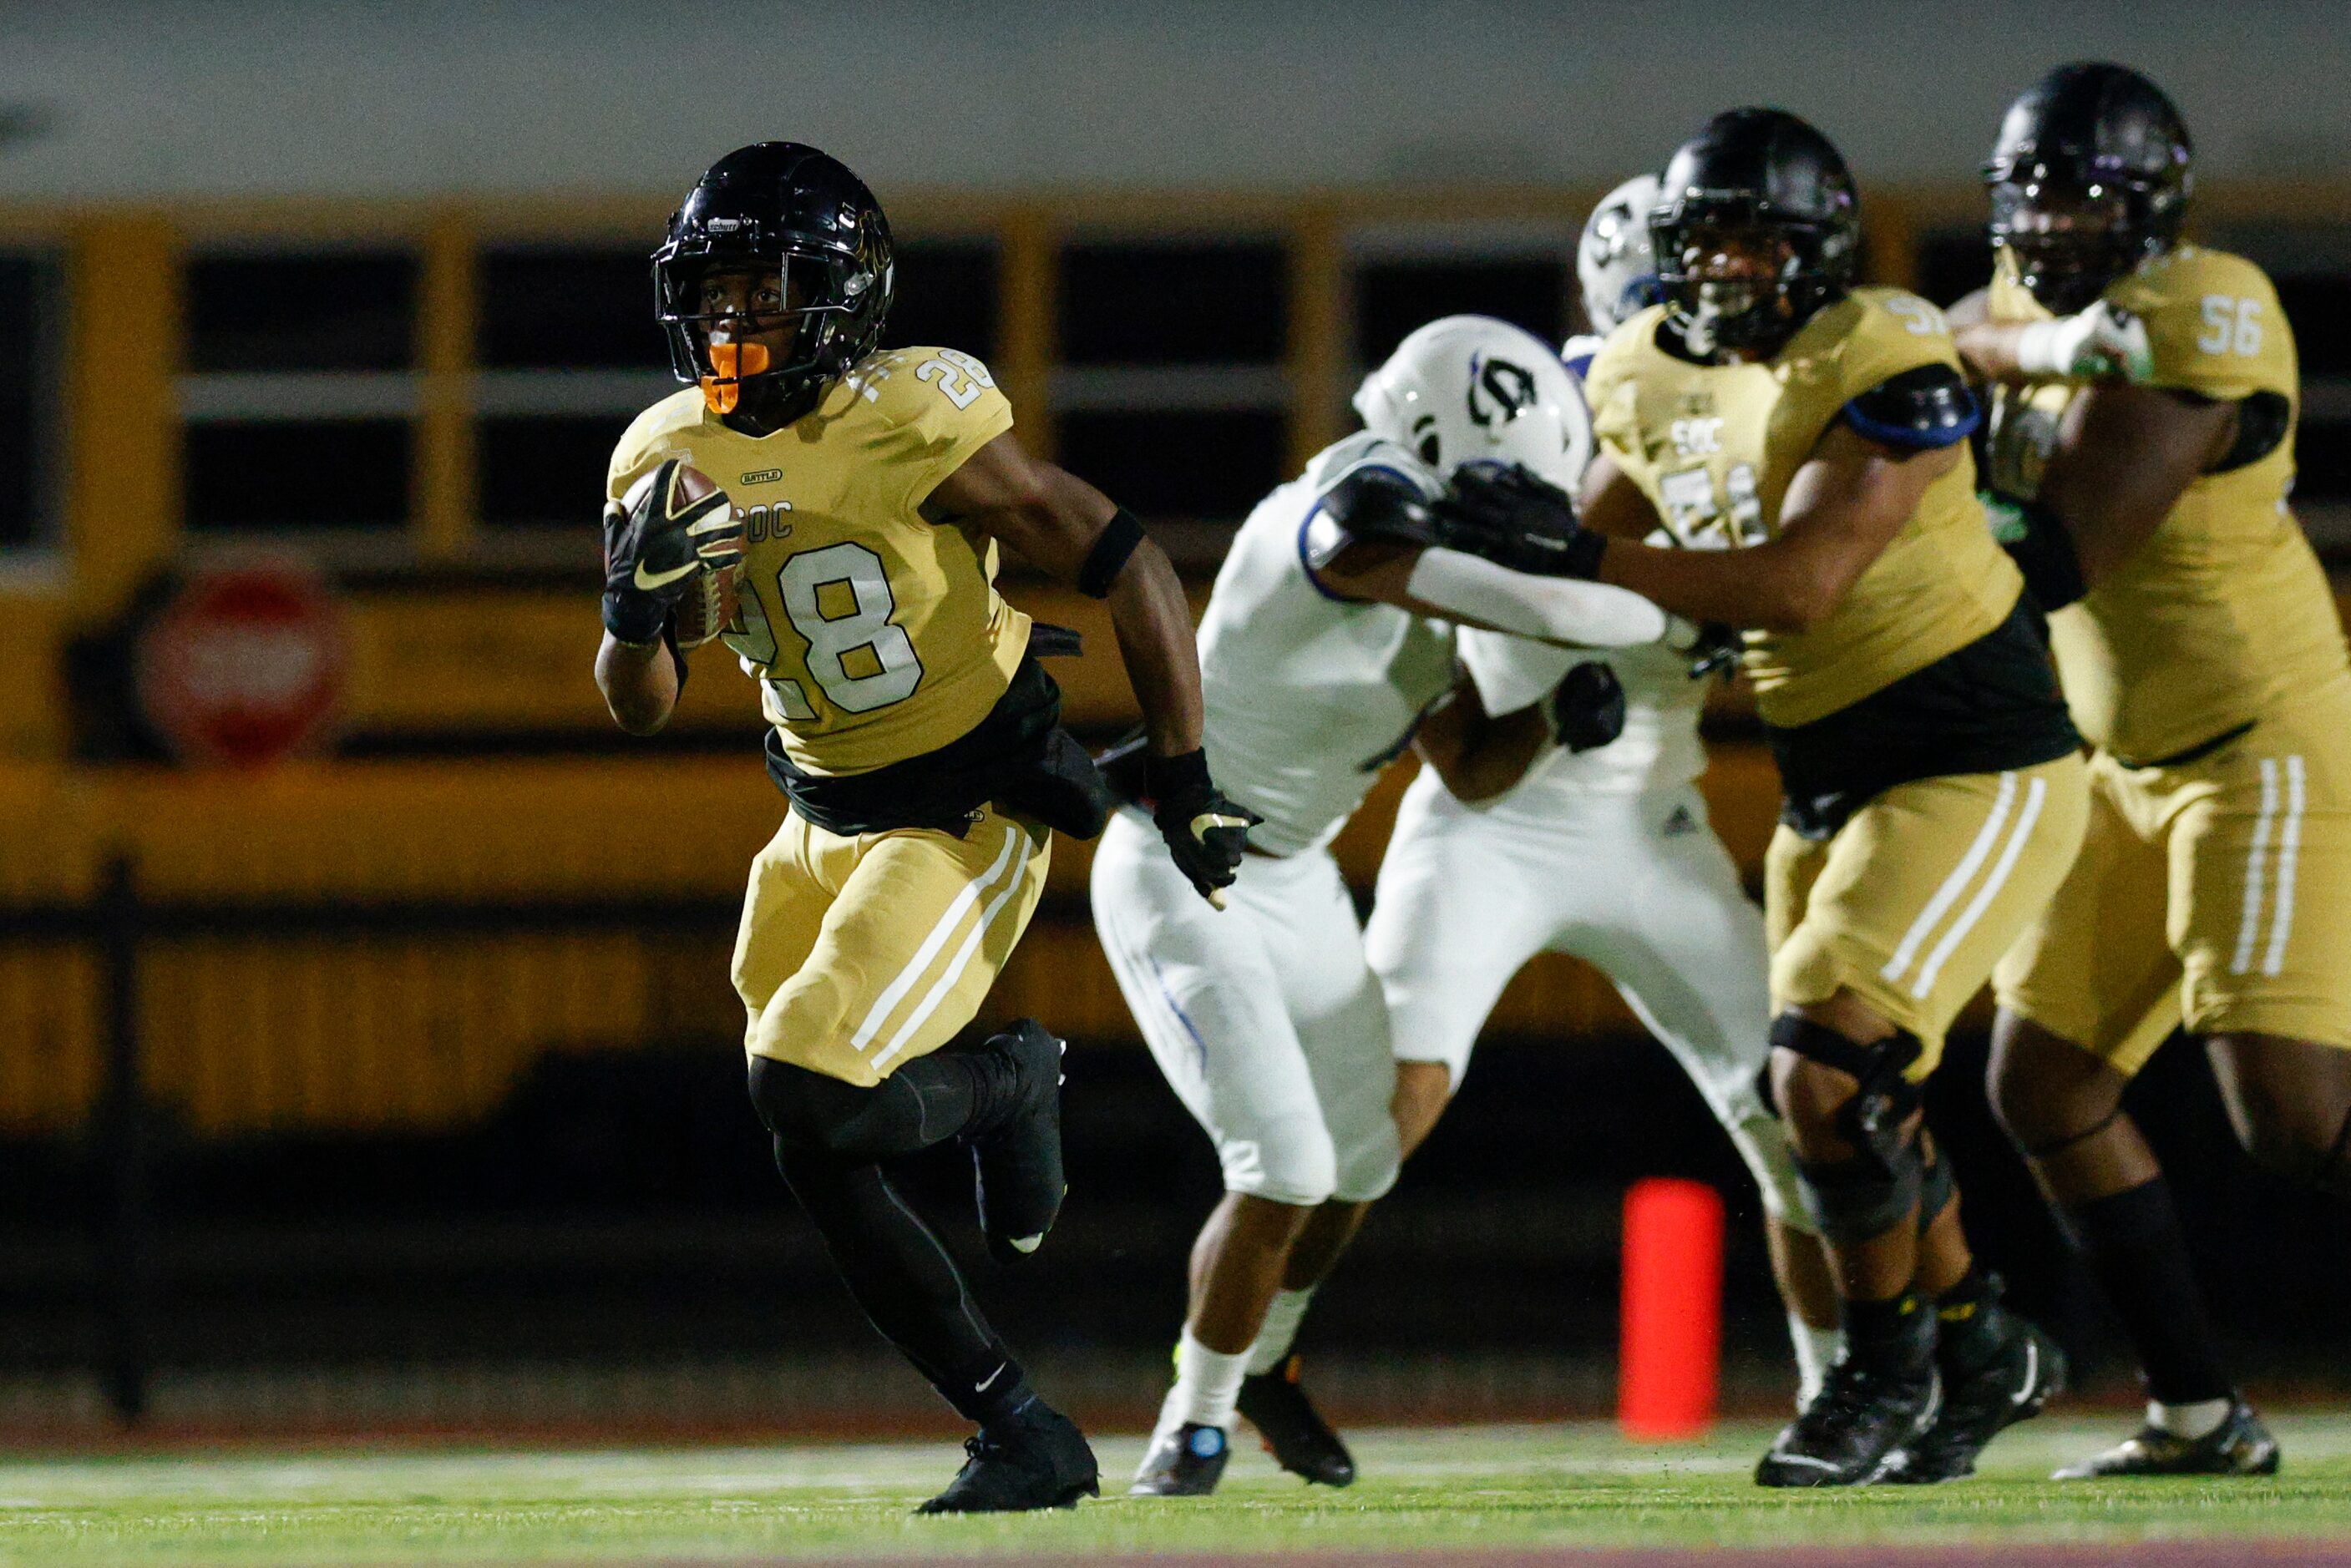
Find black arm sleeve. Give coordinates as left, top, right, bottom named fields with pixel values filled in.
left=1841, top=363, right=1981, bottom=451
left=1990, top=493, right=2088, bottom=612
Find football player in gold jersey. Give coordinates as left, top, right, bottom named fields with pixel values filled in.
left=1434, top=109, right=2088, bottom=1485
left=1953, top=63, right=2345, bottom=1479
left=594, top=144, right=1250, bottom=1513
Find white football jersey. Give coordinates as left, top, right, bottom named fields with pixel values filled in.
left=1436, top=341, right=1708, bottom=808
left=1200, top=433, right=1457, bottom=856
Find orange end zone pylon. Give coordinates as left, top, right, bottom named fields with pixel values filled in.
left=1619, top=1176, right=1725, bottom=1441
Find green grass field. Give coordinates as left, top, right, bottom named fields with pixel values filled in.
left=2, top=1415, right=2348, bottom=1565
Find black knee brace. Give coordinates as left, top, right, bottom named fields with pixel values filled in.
left=1768, top=1014, right=1926, bottom=1176
left=1796, top=1147, right=1924, bottom=1245
left=1915, top=1131, right=1955, bottom=1233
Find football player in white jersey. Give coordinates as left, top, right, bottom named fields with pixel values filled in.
left=1094, top=316, right=1693, bottom=1494
left=1362, top=178, right=1845, bottom=1405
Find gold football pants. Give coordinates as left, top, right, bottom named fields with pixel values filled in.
left=732, top=805, right=1050, bottom=1086
left=1768, top=754, right=2089, bottom=1076
left=1996, top=684, right=2351, bottom=1075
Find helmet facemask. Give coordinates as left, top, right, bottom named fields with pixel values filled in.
left=1987, top=160, right=2170, bottom=316
left=656, top=249, right=874, bottom=417
left=1653, top=205, right=1843, bottom=358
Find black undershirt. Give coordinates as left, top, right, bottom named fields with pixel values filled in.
left=1767, top=592, right=2082, bottom=840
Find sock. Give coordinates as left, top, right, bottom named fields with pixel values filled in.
left=1158, top=1327, right=1251, bottom=1434
left=2149, top=1397, right=2232, bottom=1439
left=1245, top=1287, right=1317, bottom=1376
left=1933, top=1266, right=2009, bottom=1375
left=1788, top=1310, right=1839, bottom=1407
left=2061, top=1177, right=2231, bottom=1406
left=1842, top=1290, right=1935, bottom=1376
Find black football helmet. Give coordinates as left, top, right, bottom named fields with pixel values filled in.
left=653, top=142, right=894, bottom=422
left=1649, top=108, right=1860, bottom=358
left=1985, top=63, right=2191, bottom=314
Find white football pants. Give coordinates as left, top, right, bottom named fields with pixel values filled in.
left=1092, top=810, right=1401, bottom=1208
left=1366, top=771, right=1810, bottom=1227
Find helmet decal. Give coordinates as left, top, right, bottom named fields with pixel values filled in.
left=1466, top=354, right=1538, bottom=429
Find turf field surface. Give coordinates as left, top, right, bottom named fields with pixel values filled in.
left=1, top=1415, right=2348, bottom=1565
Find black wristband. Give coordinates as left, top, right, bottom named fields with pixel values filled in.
left=1144, top=746, right=1211, bottom=802
left=1078, top=507, right=1146, bottom=598
left=1566, top=529, right=1607, bottom=581
left=602, top=589, right=670, bottom=647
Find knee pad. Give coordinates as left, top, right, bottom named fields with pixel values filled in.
left=1330, top=1118, right=1403, bottom=1205
left=1796, top=1144, right=1923, bottom=1246
left=1224, top=1116, right=1338, bottom=1208
left=1769, top=1014, right=1925, bottom=1176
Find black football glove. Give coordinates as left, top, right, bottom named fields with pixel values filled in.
left=1147, top=749, right=1260, bottom=909
left=1547, top=660, right=1627, bottom=752
left=601, top=458, right=742, bottom=645
left=1429, top=461, right=1605, bottom=579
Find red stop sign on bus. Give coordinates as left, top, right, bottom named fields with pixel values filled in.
left=134, top=557, right=352, bottom=766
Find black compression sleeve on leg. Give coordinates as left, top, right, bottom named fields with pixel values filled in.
left=775, top=1144, right=1037, bottom=1425
left=749, top=1053, right=1014, bottom=1161
left=2063, top=1176, right=2232, bottom=1405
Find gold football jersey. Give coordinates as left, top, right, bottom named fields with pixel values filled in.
left=1587, top=288, right=2023, bottom=728
left=1986, top=245, right=2346, bottom=762
left=607, top=346, right=1029, bottom=776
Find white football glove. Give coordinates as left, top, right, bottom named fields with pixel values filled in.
left=2014, top=301, right=2155, bottom=383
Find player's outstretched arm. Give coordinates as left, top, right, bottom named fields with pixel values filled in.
left=1955, top=300, right=2153, bottom=386
left=2030, top=382, right=2237, bottom=587
left=929, top=430, right=1253, bottom=903
left=928, top=430, right=1202, bottom=754
left=1591, top=425, right=1955, bottom=631
left=1309, top=468, right=1673, bottom=648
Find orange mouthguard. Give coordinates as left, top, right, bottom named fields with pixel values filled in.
left=700, top=341, right=773, bottom=414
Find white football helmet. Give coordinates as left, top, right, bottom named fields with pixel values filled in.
left=1350, top=316, right=1593, bottom=492
left=1578, top=174, right=1664, bottom=336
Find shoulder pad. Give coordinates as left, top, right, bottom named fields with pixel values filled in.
left=1315, top=465, right=1439, bottom=552
left=1842, top=363, right=1979, bottom=450
left=1302, top=433, right=1434, bottom=494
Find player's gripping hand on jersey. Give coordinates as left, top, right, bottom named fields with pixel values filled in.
left=1430, top=462, right=1606, bottom=579
left=599, top=458, right=746, bottom=645
left=1968, top=298, right=2156, bottom=384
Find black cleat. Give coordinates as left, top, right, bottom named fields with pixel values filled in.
left=1755, top=1358, right=1941, bottom=1487
left=1129, top=1422, right=1230, bottom=1496
left=1882, top=1313, right=2066, bottom=1483
left=970, top=1019, right=1067, bottom=1266
left=2052, top=1399, right=2280, bottom=1479
left=917, top=1400, right=1099, bottom=1514
left=1237, top=1356, right=1356, bottom=1486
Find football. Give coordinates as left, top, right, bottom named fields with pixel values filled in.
left=660, top=462, right=743, bottom=650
